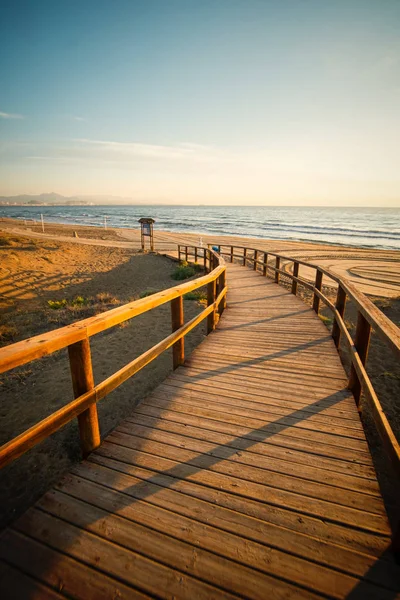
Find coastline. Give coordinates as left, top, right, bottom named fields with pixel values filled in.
left=1, top=216, right=399, bottom=297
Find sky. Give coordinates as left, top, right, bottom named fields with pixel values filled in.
left=1, top=0, right=400, bottom=206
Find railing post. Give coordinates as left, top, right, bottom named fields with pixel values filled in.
left=171, top=296, right=184, bottom=369
left=203, top=249, right=207, bottom=272
left=194, top=247, right=198, bottom=264
left=291, top=261, right=299, bottom=295
left=219, top=269, right=226, bottom=314
left=332, top=285, right=346, bottom=347
left=68, top=338, right=100, bottom=458
left=230, top=246, right=234, bottom=263
left=348, top=311, right=372, bottom=408
left=185, top=246, right=188, bottom=262
left=312, top=269, right=323, bottom=313
left=263, top=252, right=268, bottom=277
left=207, top=279, right=217, bottom=334
left=178, top=245, right=181, bottom=261
left=275, top=256, right=280, bottom=283
left=243, top=248, right=247, bottom=266
left=253, top=250, right=258, bottom=271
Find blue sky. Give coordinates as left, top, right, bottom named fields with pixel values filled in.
left=1, top=0, right=399, bottom=205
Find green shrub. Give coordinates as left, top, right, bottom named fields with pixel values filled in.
left=47, top=299, right=67, bottom=310
left=70, top=296, right=88, bottom=306
left=184, top=291, right=207, bottom=305
left=171, top=263, right=196, bottom=280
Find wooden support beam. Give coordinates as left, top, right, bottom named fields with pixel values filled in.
left=253, top=250, right=258, bottom=271
left=332, top=285, right=347, bottom=348
left=230, top=246, right=234, bottom=263
left=68, top=339, right=100, bottom=458
left=275, top=257, right=280, bottom=283
left=312, top=270, right=323, bottom=314
left=171, top=297, right=185, bottom=369
left=291, top=262, right=299, bottom=295
left=243, top=247, right=247, bottom=267
left=194, top=247, right=197, bottom=264
left=263, top=252, right=268, bottom=277
left=349, top=311, right=372, bottom=408
left=207, top=279, right=217, bottom=334
left=218, top=270, right=227, bottom=314
left=185, top=246, right=188, bottom=262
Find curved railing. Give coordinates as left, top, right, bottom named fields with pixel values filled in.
left=216, top=243, right=400, bottom=478
left=0, top=245, right=226, bottom=468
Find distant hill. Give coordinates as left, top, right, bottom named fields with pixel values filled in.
left=0, top=193, right=135, bottom=205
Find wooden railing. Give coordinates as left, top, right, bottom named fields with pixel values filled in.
left=0, top=246, right=226, bottom=469
left=217, top=244, right=400, bottom=479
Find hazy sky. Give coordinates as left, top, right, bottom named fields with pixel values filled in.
left=1, top=0, right=399, bottom=205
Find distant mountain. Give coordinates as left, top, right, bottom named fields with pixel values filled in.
left=0, top=193, right=136, bottom=205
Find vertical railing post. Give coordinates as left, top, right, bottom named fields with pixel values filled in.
left=171, top=296, right=184, bottom=369
left=219, top=269, right=226, bottom=314
left=203, top=249, right=207, bottom=272
left=178, top=245, right=181, bottom=262
left=207, top=279, right=217, bottom=333
left=332, top=285, right=346, bottom=348
left=243, top=248, right=247, bottom=266
left=230, top=246, right=234, bottom=263
left=263, top=252, right=268, bottom=277
left=291, top=261, right=299, bottom=295
left=275, top=256, right=280, bottom=283
left=312, top=269, right=323, bottom=313
left=253, top=249, right=258, bottom=271
left=185, top=246, right=188, bottom=262
left=348, top=311, right=371, bottom=408
left=68, top=338, right=100, bottom=458
left=194, top=247, right=198, bottom=264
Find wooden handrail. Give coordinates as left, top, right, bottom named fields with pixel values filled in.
left=0, top=245, right=227, bottom=469
left=220, top=243, right=400, bottom=479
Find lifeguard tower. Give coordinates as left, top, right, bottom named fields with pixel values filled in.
left=138, top=217, right=155, bottom=252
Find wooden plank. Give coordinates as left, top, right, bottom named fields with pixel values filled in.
left=0, top=530, right=150, bottom=600
left=58, top=470, right=398, bottom=583
left=116, top=420, right=380, bottom=495
left=153, top=382, right=365, bottom=430
left=12, top=508, right=241, bottom=600
left=148, top=386, right=366, bottom=438
left=124, top=410, right=377, bottom=480
left=106, top=430, right=384, bottom=513
left=132, top=401, right=375, bottom=465
left=83, top=455, right=392, bottom=556
left=35, top=489, right=349, bottom=599
left=140, top=394, right=370, bottom=449
left=0, top=560, right=65, bottom=600
left=95, top=441, right=389, bottom=533
left=48, top=480, right=400, bottom=597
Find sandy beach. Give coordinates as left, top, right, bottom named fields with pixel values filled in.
left=0, top=217, right=399, bottom=530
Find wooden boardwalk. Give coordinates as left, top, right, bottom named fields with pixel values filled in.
left=1, top=262, right=399, bottom=599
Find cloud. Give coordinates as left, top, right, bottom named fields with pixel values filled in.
left=71, top=116, right=86, bottom=122
left=0, top=111, right=24, bottom=119
left=74, top=138, right=223, bottom=162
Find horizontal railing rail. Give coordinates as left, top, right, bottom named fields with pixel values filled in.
left=217, top=244, right=400, bottom=480
left=0, top=246, right=226, bottom=469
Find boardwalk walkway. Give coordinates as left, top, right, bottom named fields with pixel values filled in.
left=1, top=263, right=399, bottom=599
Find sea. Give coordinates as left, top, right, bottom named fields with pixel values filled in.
left=1, top=205, right=400, bottom=251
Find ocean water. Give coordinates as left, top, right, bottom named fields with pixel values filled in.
left=1, top=205, right=400, bottom=251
